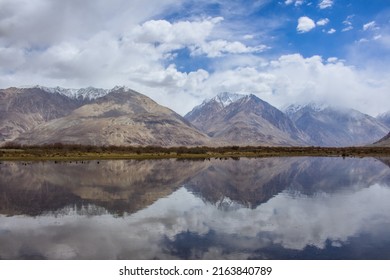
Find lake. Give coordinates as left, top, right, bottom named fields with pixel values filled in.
left=1, top=157, right=390, bottom=259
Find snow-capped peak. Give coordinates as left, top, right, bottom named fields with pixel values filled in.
left=185, top=92, right=247, bottom=118
left=18, top=85, right=115, bottom=100
left=110, top=85, right=131, bottom=92
left=213, top=92, right=247, bottom=108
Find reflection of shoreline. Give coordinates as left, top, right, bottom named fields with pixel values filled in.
left=1, top=157, right=390, bottom=216
left=0, top=159, right=208, bottom=216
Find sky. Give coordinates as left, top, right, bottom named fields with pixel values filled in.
left=0, top=0, right=389, bottom=116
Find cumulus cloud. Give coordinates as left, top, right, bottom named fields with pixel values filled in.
left=0, top=1, right=267, bottom=114
left=297, top=16, right=316, bottom=33
left=0, top=0, right=389, bottom=117
left=130, top=17, right=267, bottom=58
left=327, top=28, right=336, bottom=34
left=318, top=0, right=333, bottom=9
left=317, top=18, right=329, bottom=26
left=188, top=53, right=390, bottom=116
left=131, top=17, right=223, bottom=50
left=0, top=0, right=180, bottom=48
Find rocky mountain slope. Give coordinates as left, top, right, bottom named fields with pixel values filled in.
left=285, top=103, right=389, bottom=147
left=372, top=132, right=390, bottom=146
left=0, top=87, right=85, bottom=143
left=2, top=85, right=388, bottom=147
left=14, top=87, right=210, bottom=146
left=185, top=93, right=308, bottom=146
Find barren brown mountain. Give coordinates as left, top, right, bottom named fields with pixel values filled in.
left=0, top=87, right=83, bottom=143
left=185, top=93, right=308, bottom=146
left=13, top=87, right=210, bottom=147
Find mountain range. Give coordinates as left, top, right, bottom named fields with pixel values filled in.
left=285, top=103, right=389, bottom=147
left=184, top=92, right=308, bottom=146
left=1, top=86, right=389, bottom=147
left=1, top=86, right=209, bottom=147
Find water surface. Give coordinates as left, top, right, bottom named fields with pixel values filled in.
left=1, top=157, right=390, bottom=259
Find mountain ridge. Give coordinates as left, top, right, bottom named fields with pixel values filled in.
left=2, top=86, right=210, bottom=147
left=285, top=103, right=389, bottom=147
left=2, top=86, right=389, bottom=147
left=185, top=93, right=308, bottom=146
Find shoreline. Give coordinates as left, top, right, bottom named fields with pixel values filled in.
left=1, top=145, right=390, bottom=161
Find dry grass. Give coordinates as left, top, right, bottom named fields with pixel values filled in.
left=1, top=144, right=390, bottom=161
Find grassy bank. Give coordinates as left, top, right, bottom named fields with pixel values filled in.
left=1, top=144, right=390, bottom=161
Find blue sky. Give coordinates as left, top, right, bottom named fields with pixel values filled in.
left=0, top=0, right=389, bottom=115
left=166, top=0, right=390, bottom=71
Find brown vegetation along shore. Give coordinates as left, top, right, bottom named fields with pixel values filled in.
left=1, top=143, right=390, bottom=161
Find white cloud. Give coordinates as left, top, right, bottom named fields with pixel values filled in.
left=132, top=17, right=223, bottom=48
left=0, top=0, right=181, bottom=48
left=358, top=38, right=370, bottom=44
left=0, top=2, right=266, bottom=114
left=285, top=0, right=304, bottom=6
left=363, top=21, right=378, bottom=31
left=327, top=57, right=338, bottom=63
left=186, top=53, right=390, bottom=116
left=342, top=26, right=353, bottom=32
left=191, top=40, right=267, bottom=58
left=318, top=0, right=333, bottom=9
left=317, top=18, right=329, bottom=26
left=327, top=28, right=336, bottom=34
left=297, top=16, right=316, bottom=33
left=243, top=34, right=254, bottom=40
left=0, top=0, right=389, bottom=117
left=129, top=17, right=265, bottom=58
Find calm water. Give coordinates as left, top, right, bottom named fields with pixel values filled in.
left=1, top=157, right=390, bottom=260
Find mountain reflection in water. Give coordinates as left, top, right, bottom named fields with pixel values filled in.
left=1, top=157, right=390, bottom=259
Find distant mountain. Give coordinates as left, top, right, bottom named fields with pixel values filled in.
left=185, top=93, right=308, bottom=146
left=185, top=92, right=245, bottom=132
left=14, top=87, right=210, bottom=146
left=3, top=86, right=388, bottom=148
left=285, top=103, right=389, bottom=147
left=377, top=111, right=390, bottom=128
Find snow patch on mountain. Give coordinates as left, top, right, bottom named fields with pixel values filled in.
left=17, top=85, right=133, bottom=100
left=213, top=92, right=246, bottom=108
